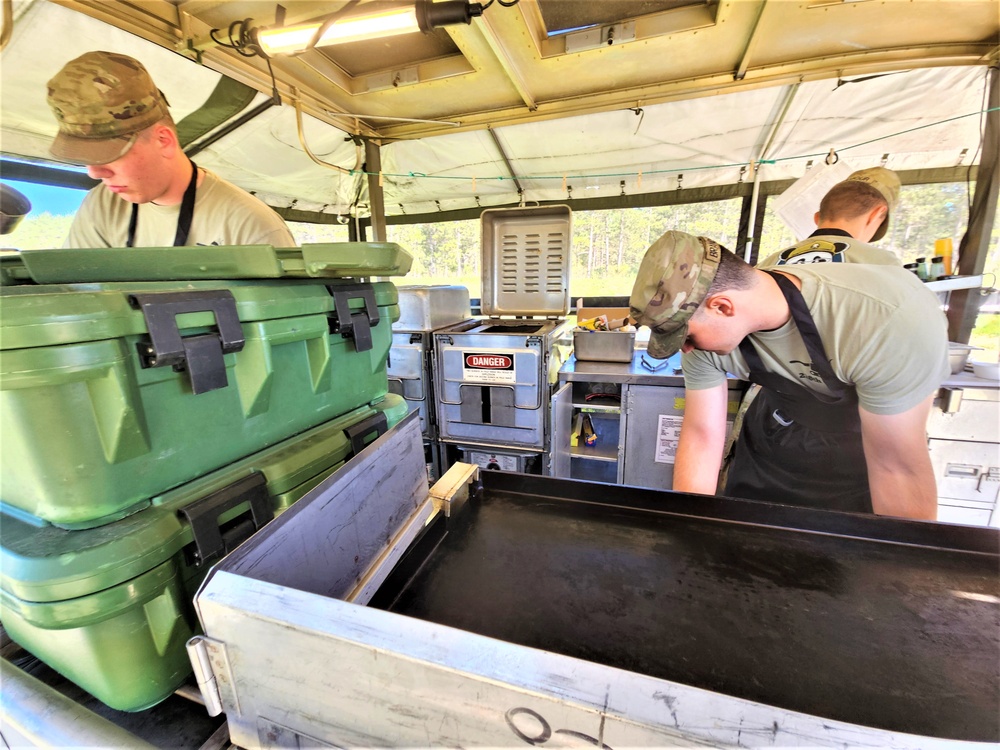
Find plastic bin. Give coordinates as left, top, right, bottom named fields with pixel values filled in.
left=1, top=276, right=400, bottom=528
left=0, top=395, right=408, bottom=712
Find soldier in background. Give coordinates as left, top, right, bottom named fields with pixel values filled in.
left=46, top=50, right=295, bottom=249
left=758, top=167, right=901, bottom=267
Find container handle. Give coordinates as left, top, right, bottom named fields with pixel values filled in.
left=179, top=472, right=273, bottom=565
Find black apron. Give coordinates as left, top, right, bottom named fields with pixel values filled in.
left=722, top=271, right=873, bottom=513
left=126, top=161, right=198, bottom=247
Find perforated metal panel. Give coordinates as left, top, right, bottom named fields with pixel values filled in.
left=481, top=206, right=572, bottom=316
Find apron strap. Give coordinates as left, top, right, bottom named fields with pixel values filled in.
left=740, top=271, right=850, bottom=399
left=127, top=160, right=198, bottom=248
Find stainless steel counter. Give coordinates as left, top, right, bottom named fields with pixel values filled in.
left=560, top=350, right=745, bottom=388
left=942, top=369, right=1000, bottom=390
left=562, top=351, right=997, bottom=392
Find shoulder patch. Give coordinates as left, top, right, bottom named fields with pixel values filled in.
left=776, top=239, right=850, bottom=265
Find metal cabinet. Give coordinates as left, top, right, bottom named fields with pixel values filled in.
left=551, top=354, right=744, bottom=488
left=928, top=381, right=1000, bottom=527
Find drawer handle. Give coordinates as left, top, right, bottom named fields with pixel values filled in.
left=945, top=463, right=980, bottom=479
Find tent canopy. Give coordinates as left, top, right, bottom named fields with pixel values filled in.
left=1, top=0, right=997, bottom=221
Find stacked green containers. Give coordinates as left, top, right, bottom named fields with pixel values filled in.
left=0, top=243, right=413, bottom=710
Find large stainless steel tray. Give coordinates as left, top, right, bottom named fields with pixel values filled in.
left=480, top=205, right=572, bottom=316
left=192, top=415, right=999, bottom=749
left=375, top=474, right=999, bottom=742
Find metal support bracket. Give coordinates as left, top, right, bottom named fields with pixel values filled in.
left=328, top=283, right=381, bottom=352
left=129, top=290, right=245, bottom=394
left=428, top=461, right=481, bottom=518
left=179, top=472, right=273, bottom=565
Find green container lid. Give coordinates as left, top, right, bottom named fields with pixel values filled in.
left=1, top=243, right=413, bottom=285
left=0, top=278, right=398, bottom=351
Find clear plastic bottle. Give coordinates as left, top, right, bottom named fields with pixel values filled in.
left=930, top=256, right=946, bottom=281
left=915, top=257, right=930, bottom=281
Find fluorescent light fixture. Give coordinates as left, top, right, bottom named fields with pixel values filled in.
left=255, top=1, right=482, bottom=56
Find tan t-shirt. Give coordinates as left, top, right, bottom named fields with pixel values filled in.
left=758, top=233, right=899, bottom=268
left=65, top=169, right=296, bottom=248
left=682, top=264, right=949, bottom=415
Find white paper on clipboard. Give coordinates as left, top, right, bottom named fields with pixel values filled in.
left=771, top=160, right=855, bottom=239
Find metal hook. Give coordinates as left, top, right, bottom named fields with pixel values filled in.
left=825, top=149, right=839, bottom=165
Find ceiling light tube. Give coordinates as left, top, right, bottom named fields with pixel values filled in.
left=255, top=1, right=482, bottom=56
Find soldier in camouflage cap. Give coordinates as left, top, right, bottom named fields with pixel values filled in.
left=46, top=50, right=295, bottom=249
left=633, top=228, right=946, bottom=522
left=47, top=51, right=170, bottom=166
left=629, top=231, right=722, bottom=359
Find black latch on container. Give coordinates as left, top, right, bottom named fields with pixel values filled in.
left=128, top=290, right=245, bottom=395
left=328, top=283, right=381, bottom=352
left=179, top=472, right=274, bottom=565
left=345, top=410, right=389, bottom=456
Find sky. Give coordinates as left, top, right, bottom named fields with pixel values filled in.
left=5, top=179, right=87, bottom=216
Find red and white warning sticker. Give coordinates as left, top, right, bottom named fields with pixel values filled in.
left=462, top=352, right=516, bottom=384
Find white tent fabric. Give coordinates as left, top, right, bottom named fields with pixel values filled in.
left=1, top=1, right=990, bottom=219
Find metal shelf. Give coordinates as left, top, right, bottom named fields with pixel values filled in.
left=924, top=275, right=984, bottom=293
left=570, top=447, right=618, bottom=462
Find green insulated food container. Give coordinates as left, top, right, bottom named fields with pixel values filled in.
left=1, top=265, right=403, bottom=528
left=0, top=395, right=409, bottom=712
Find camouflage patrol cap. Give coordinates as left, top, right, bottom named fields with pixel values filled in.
left=629, top=231, right=723, bottom=359
left=842, top=166, right=900, bottom=242
left=47, top=51, right=170, bottom=166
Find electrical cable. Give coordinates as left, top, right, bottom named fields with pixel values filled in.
left=482, top=0, right=519, bottom=10
left=210, top=18, right=259, bottom=57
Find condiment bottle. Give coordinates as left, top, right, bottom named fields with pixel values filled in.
left=934, top=238, right=953, bottom=277
left=915, top=257, right=930, bottom=281
left=903, top=262, right=920, bottom=276
left=930, top=256, right=946, bottom=280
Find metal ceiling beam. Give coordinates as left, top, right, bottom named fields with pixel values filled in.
left=469, top=13, right=537, bottom=112
left=51, top=0, right=382, bottom=139
left=376, top=47, right=992, bottom=140
left=735, top=0, right=769, bottom=81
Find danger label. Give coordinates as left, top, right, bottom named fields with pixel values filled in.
left=463, top=352, right=516, bottom=383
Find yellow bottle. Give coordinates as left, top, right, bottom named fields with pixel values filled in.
left=934, top=238, right=953, bottom=277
